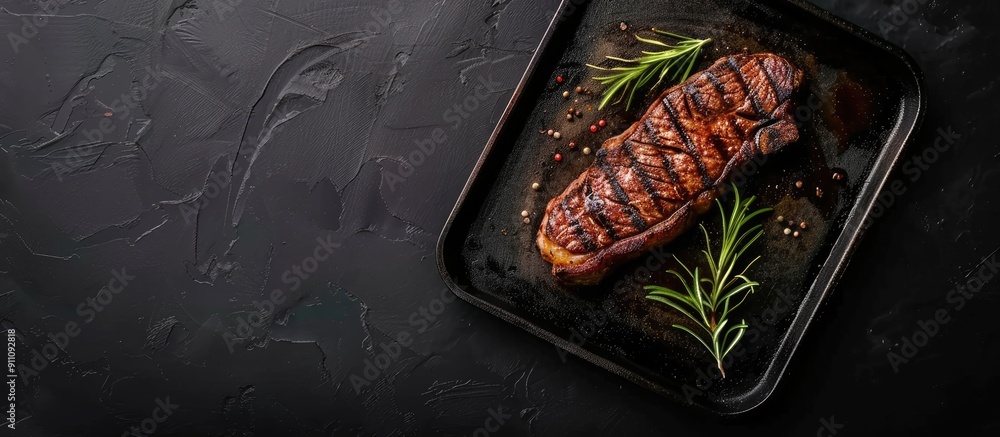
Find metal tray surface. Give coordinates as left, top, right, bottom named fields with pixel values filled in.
left=436, top=0, right=924, bottom=414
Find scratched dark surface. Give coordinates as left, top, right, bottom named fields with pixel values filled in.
left=0, top=0, right=997, bottom=436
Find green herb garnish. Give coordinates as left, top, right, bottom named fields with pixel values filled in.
left=644, top=185, right=770, bottom=378
left=588, top=29, right=711, bottom=111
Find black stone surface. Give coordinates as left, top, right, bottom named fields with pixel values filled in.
left=1, top=0, right=997, bottom=435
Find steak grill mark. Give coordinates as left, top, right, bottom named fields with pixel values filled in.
left=537, top=53, right=803, bottom=284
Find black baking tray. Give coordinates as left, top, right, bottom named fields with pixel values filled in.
left=436, top=0, right=924, bottom=414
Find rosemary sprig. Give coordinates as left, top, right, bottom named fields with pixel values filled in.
left=588, top=29, right=711, bottom=110
left=644, top=185, right=770, bottom=378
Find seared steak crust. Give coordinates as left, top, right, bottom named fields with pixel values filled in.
left=537, top=53, right=803, bottom=285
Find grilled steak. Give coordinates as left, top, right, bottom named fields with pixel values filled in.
left=537, top=53, right=803, bottom=285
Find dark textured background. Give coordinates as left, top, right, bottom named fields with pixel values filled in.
left=1, top=0, right=997, bottom=435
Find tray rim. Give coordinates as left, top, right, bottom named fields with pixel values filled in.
left=435, top=0, right=926, bottom=415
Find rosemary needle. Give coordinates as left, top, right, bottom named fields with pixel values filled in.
left=588, top=29, right=711, bottom=110
left=644, top=185, right=770, bottom=378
